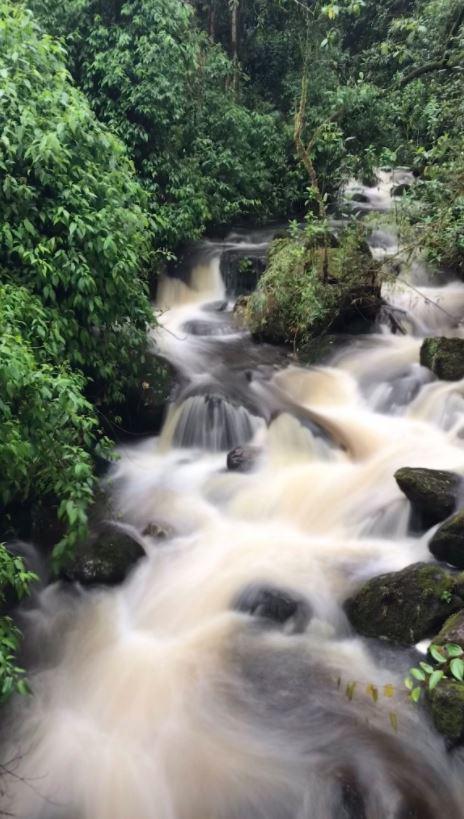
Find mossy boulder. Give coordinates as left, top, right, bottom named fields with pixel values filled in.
left=345, top=562, right=464, bottom=645
left=429, top=510, right=464, bottom=568
left=245, top=229, right=381, bottom=346
left=420, top=337, right=464, bottom=381
left=434, top=609, right=464, bottom=649
left=426, top=680, right=464, bottom=744
left=61, top=527, right=145, bottom=586
left=395, top=467, right=460, bottom=528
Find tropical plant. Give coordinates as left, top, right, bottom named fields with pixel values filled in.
left=405, top=643, right=464, bottom=703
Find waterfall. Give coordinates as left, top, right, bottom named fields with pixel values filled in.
left=3, top=179, right=464, bottom=819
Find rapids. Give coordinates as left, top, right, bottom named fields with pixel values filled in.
left=3, top=173, right=464, bottom=818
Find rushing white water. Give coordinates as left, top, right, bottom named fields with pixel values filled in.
left=4, top=179, right=464, bottom=818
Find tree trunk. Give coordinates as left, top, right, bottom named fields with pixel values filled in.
left=230, top=0, right=239, bottom=94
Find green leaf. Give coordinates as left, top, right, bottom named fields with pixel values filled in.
left=411, top=687, right=422, bottom=703
left=430, top=645, right=447, bottom=664
left=428, top=670, right=444, bottom=691
left=446, top=644, right=464, bottom=658
left=450, top=658, right=464, bottom=681
left=419, top=662, right=434, bottom=674
left=410, top=668, right=426, bottom=681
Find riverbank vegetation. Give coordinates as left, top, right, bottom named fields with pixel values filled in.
left=1, top=0, right=463, bottom=701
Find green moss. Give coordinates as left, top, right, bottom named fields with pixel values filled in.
left=420, top=338, right=464, bottom=381
left=427, top=680, right=464, bottom=742
left=245, top=226, right=380, bottom=346
left=345, top=562, right=463, bottom=645
left=395, top=466, right=459, bottom=527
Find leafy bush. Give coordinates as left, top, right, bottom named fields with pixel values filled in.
left=0, top=546, right=37, bottom=702
left=406, top=643, right=464, bottom=703
left=0, top=1, right=153, bottom=407
left=0, top=2, right=162, bottom=551
left=246, top=223, right=380, bottom=345
left=28, top=0, right=300, bottom=253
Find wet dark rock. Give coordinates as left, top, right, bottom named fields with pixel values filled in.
left=429, top=510, right=464, bottom=569
left=232, top=295, right=250, bottom=329
left=61, top=527, right=145, bottom=586
left=391, top=183, right=411, bottom=197
left=420, top=337, right=464, bottom=381
left=350, top=192, right=370, bottom=204
left=202, top=300, right=228, bottom=312
left=220, top=250, right=267, bottom=296
left=395, top=467, right=460, bottom=528
left=227, top=445, right=261, bottom=473
left=426, top=680, right=464, bottom=745
left=345, top=562, right=464, bottom=645
left=434, top=609, right=464, bottom=649
left=233, top=583, right=311, bottom=633
left=142, top=522, right=170, bottom=539
left=297, top=335, right=344, bottom=366
left=182, top=318, right=232, bottom=336
left=105, top=354, right=174, bottom=437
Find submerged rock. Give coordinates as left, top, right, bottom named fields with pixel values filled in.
left=395, top=467, right=460, bottom=528
left=233, top=582, right=311, bottom=633
left=426, top=680, right=464, bottom=745
left=345, top=562, right=463, bottom=645
left=391, top=183, right=411, bottom=197
left=61, top=528, right=145, bottom=586
left=429, top=510, right=464, bottom=568
left=420, top=337, right=464, bottom=381
left=226, top=445, right=261, bottom=472
left=142, top=522, right=170, bottom=539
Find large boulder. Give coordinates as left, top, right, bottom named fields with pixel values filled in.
left=429, top=510, right=464, bottom=568
left=426, top=681, right=464, bottom=745
left=345, top=562, right=464, bottom=645
left=395, top=467, right=460, bottom=528
left=61, top=527, right=145, bottom=586
left=420, top=337, right=464, bottom=381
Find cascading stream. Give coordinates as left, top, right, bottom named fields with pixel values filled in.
left=3, top=173, right=464, bottom=818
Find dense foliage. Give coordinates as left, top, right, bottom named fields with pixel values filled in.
left=0, top=546, right=36, bottom=701
left=0, top=2, right=154, bottom=559
left=29, top=0, right=299, bottom=253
